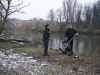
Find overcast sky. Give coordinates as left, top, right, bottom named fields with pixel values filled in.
left=10, top=0, right=97, bottom=20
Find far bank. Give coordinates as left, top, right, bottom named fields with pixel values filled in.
left=37, top=29, right=100, bottom=35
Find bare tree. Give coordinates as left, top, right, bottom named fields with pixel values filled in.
left=0, top=0, right=29, bottom=35
left=83, top=4, right=92, bottom=28
left=76, top=4, right=83, bottom=25
left=62, top=0, right=77, bottom=23
left=47, top=9, right=55, bottom=23
left=56, top=8, right=62, bottom=23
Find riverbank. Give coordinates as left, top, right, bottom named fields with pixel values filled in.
left=17, top=46, right=100, bottom=74
left=0, top=42, right=100, bottom=75
left=78, top=30, right=100, bottom=35
left=37, top=29, right=100, bottom=35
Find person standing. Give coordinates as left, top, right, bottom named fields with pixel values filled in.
left=43, top=24, right=50, bottom=56
left=65, top=24, right=78, bottom=55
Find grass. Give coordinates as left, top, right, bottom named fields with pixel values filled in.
left=17, top=47, right=34, bottom=53
left=0, top=42, right=100, bottom=74
left=16, top=46, right=100, bottom=74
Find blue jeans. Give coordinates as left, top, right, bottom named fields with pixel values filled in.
left=43, top=39, right=49, bottom=55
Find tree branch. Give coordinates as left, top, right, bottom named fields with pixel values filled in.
left=0, top=0, right=30, bottom=35
left=10, top=0, right=23, bottom=8
left=0, top=11, right=4, bottom=19
left=0, top=0, right=7, bottom=11
left=8, top=3, right=30, bottom=16
left=6, top=19, right=16, bottom=27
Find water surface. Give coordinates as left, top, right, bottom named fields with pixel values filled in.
left=10, top=30, right=100, bottom=54
left=49, top=33, right=100, bottom=53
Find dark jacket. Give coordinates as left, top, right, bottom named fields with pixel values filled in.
left=43, top=28, right=50, bottom=39
left=65, top=28, right=77, bottom=40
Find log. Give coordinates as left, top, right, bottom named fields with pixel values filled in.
left=49, top=48, right=62, bottom=51
left=0, top=38, right=31, bottom=44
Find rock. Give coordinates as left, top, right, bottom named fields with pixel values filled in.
left=41, top=63, right=48, bottom=67
left=22, top=53, right=27, bottom=56
left=26, top=56, right=33, bottom=59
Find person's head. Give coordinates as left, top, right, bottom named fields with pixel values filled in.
left=45, top=24, right=50, bottom=29
left=68, top=24, right=72, bottom=28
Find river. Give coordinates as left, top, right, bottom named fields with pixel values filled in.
left=10, top=31, right=100, bottom=54
left=49, top=33, right=100, bottom=54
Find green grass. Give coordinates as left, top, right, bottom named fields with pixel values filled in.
left=16, top=47, right=34, bottom=54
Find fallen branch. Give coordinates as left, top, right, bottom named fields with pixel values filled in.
left=49, top=48, right=62, bottom=51
left=0, top=38, right=31, bottom=44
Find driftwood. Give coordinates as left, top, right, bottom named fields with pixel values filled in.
left=49, top=48, right=62, bottom=51
left=0, top=38, right=31, bottom=44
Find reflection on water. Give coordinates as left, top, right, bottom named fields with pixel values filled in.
left=50, top=33, right=100, bottom=54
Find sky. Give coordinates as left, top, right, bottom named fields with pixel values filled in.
left=10, top=0, right=97, bottom=20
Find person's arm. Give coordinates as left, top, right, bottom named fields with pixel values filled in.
left=73, top=29, right=78, bottom=35
left=73, top=29, right=77, bottom=34
left=43, top=30, right=48, bottom=39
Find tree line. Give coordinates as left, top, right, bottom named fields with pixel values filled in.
left=0, top=0, right=100, bottom=37
left=20, top=0, right=100, bottom=32
left=47, top=0, right=100, bottom=31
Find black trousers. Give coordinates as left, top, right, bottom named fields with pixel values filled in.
left=70, top=39, right=73, bottom=53
left=43, top=39, right=49, bottom=55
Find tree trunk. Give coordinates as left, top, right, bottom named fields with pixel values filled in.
left=0, top=23, right=5, bottom=35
